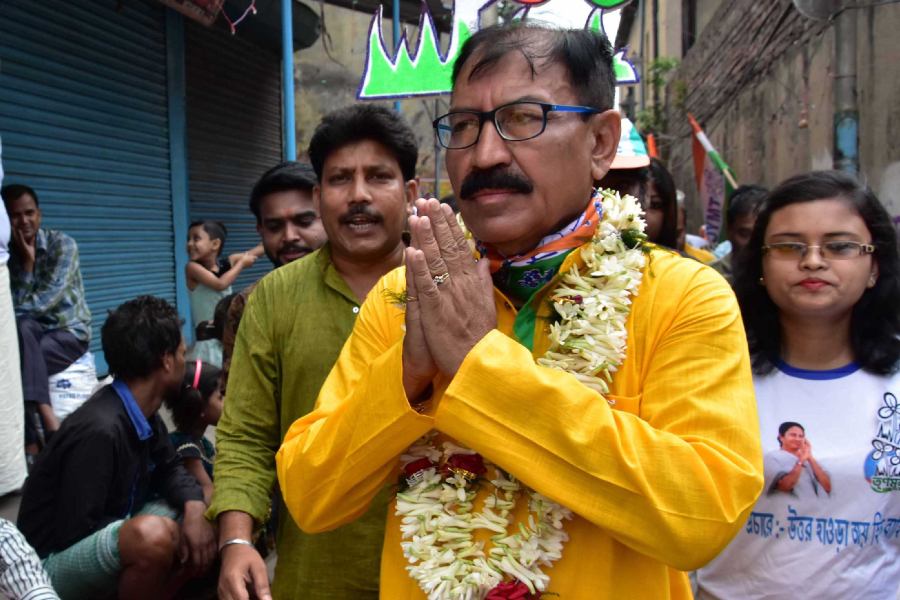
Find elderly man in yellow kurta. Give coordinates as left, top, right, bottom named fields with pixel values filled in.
left=276, top=22, right=763, bottom=600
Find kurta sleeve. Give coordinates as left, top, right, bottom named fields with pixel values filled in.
left=208, top=285, right=281, bottom=525
left=435, top=264, right=763, bottom=570
left=276, top=275, right=433, bottom=534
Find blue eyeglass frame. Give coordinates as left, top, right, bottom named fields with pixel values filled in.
left=432, top=101, right=601, bottom=150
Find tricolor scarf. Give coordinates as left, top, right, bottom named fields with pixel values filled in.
left=477, top=191, right=603, bottom=350
left=479, top=191, right=601, bottom=304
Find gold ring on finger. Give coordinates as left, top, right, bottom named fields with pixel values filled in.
left=433, top=272, right=450, bottom=286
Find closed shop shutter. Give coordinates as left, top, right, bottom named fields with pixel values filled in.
left=0, top=0, right=174, bottom=373
left=186, top=19, right=282, bottom=294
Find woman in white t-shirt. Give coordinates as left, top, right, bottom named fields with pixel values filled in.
left=696, top=170, right=900, bottom=599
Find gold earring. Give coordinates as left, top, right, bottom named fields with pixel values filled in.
left=759, top=276, right=765, bottom=285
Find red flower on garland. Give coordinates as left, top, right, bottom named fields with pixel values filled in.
left=443, top=453, right=487, bottom=479
left=486, top=581, right=542, bottom=599
left=403, top=457, right=435, bottom=478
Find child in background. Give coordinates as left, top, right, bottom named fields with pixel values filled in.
left=185, top=220, right=260, bottom=366
left=167, top=360, right=223, bottom=505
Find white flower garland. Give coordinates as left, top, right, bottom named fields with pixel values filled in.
left=397, top=189, right=647, bottom=599
left=398, top=439, right=572, bottom=600
left=537, top=188, right=647, bottom=395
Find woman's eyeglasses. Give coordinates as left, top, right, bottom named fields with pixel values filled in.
left=762, top=241, right=875, bottom=260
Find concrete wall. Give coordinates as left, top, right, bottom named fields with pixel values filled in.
left=293, top=3, right=450, bottom=196
left=664, top=1, right=900, bottom=230
left=696, top=0, right=725, bottom=37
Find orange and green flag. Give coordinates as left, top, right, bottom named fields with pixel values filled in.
left=688, top=114, right=738, bottom=243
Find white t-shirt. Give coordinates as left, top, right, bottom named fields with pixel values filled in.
left=0, top=136, right=9, bottom=265
left=696, top=363, right=900, bottom=599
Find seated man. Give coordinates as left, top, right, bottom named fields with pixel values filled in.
left=1, top=184, right=91, bottom=444
left=17, top=295, right=215, bottom=600
left=0, top=518, right=58, bottom=600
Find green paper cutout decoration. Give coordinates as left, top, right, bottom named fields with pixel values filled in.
left=357, top=0, right=638, bottom=100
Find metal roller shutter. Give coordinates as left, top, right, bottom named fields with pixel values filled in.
left=186, top=19, right=282, bottom=292
left=0, top=0, right=174, bottom=373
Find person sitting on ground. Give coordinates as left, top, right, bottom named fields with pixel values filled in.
left=1, top=184, right=91, bottom=451
left=0, top=518, right=58, bottom=600
left=710, top=184, right=768, bottom=282
left=16, top=295, right=216, bottom=600
left=696, top=170, right=900, bottom=598
left=167, top=359, right=223, bottom=505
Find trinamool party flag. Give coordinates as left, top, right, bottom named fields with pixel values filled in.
left=688, top=114, right=738, bottom=243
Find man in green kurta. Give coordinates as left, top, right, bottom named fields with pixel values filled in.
left=209, top=104, right=419, bottom=600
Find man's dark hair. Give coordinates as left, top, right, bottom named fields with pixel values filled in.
left=727, top=185, right=768, bottom=228
left=1, top=184, right=39, bottom=209
left=102, top=296, right=183, bottom=380
left=308, top=104, right=418, bottom=182
left=249, top=161, right=317, bottom=223
left=452, top=22, right=616, bottom=112
left=734, top=170, right=900, bottom=375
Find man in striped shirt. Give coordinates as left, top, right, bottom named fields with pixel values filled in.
left=0, top=519, right=57, bottom=600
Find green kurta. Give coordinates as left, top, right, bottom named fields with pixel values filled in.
left=209, top=244, right=390, bottom=599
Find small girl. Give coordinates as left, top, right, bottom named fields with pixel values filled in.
left=167, top=360, right=223, bottom=505
left=185, top=220, right=261, bottom=366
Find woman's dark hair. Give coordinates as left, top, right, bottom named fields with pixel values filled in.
left=648, top=158, right=679, bottom=249
left=734, top=170, right=900, bottom=375
left=778, top=421, right=805, bottom=437
left=189, top=219, right=230, bottom=273
left=167, top=360, right=221, bottom=432
left=102, top=296, right=182, bottom=380
left=308, top=104, right=418, bottom=182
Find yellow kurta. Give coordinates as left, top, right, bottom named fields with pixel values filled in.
left=276, top=246, right=764, bottom=599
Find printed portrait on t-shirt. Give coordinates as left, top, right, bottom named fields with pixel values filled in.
left=765, top=421, right=832, bottom=498
left=696, top=368, right=900, bottom=599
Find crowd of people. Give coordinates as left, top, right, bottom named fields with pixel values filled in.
left=1, top=20, right=899, bottom=600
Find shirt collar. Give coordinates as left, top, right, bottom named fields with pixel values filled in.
left=34, top=228, right=49, bottom=254
left=111, top=379, right=154, bottom=441
left=317, top=242, right=363, bottom=307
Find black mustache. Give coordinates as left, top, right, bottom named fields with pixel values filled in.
left=459, top=168, right=533, bottom=200
left=339, top=204, right=383, bottom=224
left=279, top=243, right=312, bottom=255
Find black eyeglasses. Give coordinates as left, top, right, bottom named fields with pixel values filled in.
left=762, top=241, right=876, bottom=260
left=432, top=101, right=601, bottom=150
